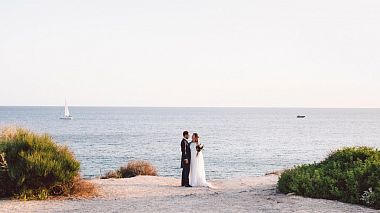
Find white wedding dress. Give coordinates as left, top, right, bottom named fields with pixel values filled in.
left=189, top=142, right=209, bottom=187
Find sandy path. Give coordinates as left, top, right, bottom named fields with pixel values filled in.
left=0, top=175, right=376, bottom=213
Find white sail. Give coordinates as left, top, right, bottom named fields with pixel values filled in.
left=60, top=100, right=73, bottom=120
left=64, top=100, right=71, bottom=117
left=64, top=102, right=70, bottom=117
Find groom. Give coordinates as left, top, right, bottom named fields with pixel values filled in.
left=181, top=131, right=192, bottom=187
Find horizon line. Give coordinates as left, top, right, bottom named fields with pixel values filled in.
left=1, top=105, right=380, bottom=109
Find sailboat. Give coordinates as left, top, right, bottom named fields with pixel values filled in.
left=60, top=100, right=73, bottom=120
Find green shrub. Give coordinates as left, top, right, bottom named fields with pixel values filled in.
left=278, top=147, right=380, bottom=209
left=0, top=127, right=81, bottom=200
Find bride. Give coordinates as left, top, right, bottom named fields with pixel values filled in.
left=189, top=133, right=209, bottom=187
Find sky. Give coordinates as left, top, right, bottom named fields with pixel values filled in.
left=0, top=0, right=379, bottom=107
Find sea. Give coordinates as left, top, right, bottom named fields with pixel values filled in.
left=0, top=107, right=380, bottom=179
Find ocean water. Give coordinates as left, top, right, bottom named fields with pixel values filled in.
left=0, top=107, right=380, bottom=179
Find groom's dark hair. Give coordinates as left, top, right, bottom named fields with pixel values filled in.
left=183, top=131, right=189, bottom=137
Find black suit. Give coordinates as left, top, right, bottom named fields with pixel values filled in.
left=181, top=138, right=191, bottom=186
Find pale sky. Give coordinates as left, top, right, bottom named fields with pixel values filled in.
left=0, top=0, right=379, bottom=107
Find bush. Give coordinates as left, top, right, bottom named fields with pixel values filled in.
left=101, top=170, right=121, bottom=179
left=69, top=177, right=98, bottom=198
left=120, top=160, right=157, bottom=178
left=278, top=147, right=380, bottom=209
left=101, top=160, right=157, bottom=179
left=0, top=127, right=82, bottom=200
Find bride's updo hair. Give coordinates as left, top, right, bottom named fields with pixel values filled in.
left=193, top=133, right=200, bottom=142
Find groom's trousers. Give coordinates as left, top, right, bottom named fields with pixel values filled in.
left=181, top=164, right=190, bottom=186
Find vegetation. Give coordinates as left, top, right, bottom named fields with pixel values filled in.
left=0, top=127, right=95, bottom=200
left=101, top=170, right=122, bottom=179
left=101, top=160, right=157, bottom=179
left=69, top=177, right=97, bottom=198
left=278, top=147, right=380, bottom=209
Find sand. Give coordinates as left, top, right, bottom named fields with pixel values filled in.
left=0, top=175, right=376, bottom=213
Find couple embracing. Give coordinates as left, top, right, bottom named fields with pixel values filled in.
left=180, top=131, right=210, bottom=187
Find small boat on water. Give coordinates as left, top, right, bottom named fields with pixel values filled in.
left=297, top=115, right=306, bottom=118
left=60, top=100, right=73, bottom=120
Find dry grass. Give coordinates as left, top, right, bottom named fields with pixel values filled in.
left=120, top=160, right=158, bottom=178
left=48, top=178, right=98, bottom=200
left=70, top=177, right=98, bottom=198
left=0, top=126, right=19, bottom=140
left=101, top=160, right=158, bottom=179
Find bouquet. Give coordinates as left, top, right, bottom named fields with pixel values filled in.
left=196, top=144, right=204, bottom=157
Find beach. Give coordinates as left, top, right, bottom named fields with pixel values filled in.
left=1, top=174, right=375, bottom=213
left=2, top=0, right=380, bottom=211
